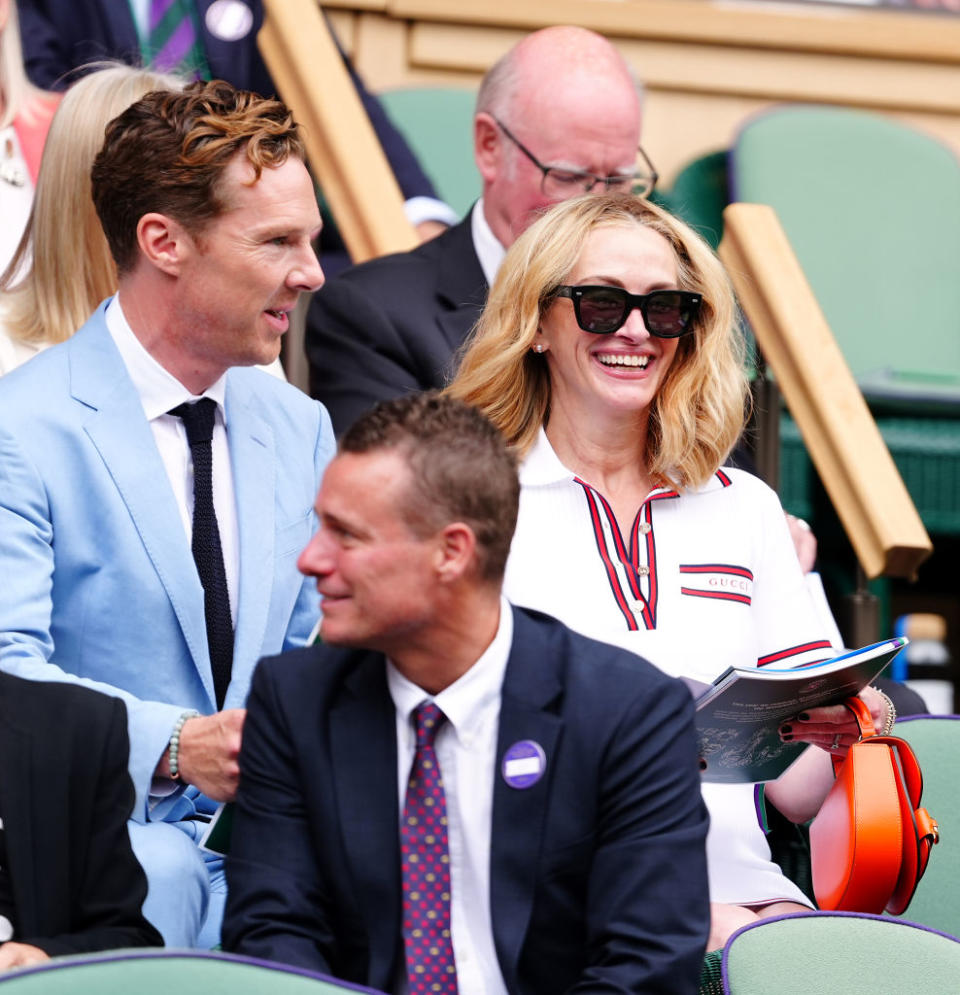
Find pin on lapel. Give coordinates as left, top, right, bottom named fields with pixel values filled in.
left=502, top=740, right=546, bottom=789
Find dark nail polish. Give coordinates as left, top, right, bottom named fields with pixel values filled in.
left=798, top=712, right=810, bottom=721
left=780, top=725, right=792, bottom=735
left=698, top=758, right=707, bottom=771
left=782, top=734, right=793, bottom=742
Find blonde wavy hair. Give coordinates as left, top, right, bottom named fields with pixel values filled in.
left=447, top=192, right=749, bottom=490
left=0, top=65, right=184, bottom=346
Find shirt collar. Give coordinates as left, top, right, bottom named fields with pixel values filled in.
left=387, top=596, right=513, bottom=746
left=519, top=428, right=577, bottom=487
left=520, top=428, right=734, bottom=497
left=471, top=199, right=507, bottom=288
left=105, top=294, right=227, bottom=423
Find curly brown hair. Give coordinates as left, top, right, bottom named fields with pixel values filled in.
left=91, top=79, right=305, bottom=273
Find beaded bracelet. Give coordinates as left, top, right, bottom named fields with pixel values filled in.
left=169, top=710, right=201, bottom=781
left=870, top=687, right=897, bottom=737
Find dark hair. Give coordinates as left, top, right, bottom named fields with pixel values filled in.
left=91, top=79, right=305, bottom=273
left=340, top=393, right=520, bottom=584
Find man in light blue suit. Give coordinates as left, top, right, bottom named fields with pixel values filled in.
left=0, top=80, right=333, bottom=948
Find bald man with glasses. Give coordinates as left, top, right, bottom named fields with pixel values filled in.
left=305, top=25, right=652, bottom=435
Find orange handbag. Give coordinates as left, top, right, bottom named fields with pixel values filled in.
left=809, top=697, right=939, bottom=915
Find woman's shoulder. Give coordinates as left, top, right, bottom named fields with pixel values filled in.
left=687, top=464, right=783, bottom=508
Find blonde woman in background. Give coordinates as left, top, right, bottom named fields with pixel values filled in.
left=0, top=63, right=288, bottom=379
left=448, top=191, right=895, bottom=953
left=0, top=65, right=184, bottom=374
left=0, top=0, right=58, bottom=272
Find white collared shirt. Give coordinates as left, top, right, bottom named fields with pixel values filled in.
left=386, top=597, right=512, bottom=995
left=470, top=199, right=507, bottom=289
left=106, top=295, right=239, bottom=623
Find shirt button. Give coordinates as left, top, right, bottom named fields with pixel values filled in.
left=637, top=565, right=650, bottom=577
left=639, top=522, right=651, bottom=535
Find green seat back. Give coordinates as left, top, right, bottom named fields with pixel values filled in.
left=379, top=87, right=479, bottom=219
left=888, top=716, right=960, bottom=936
left=665, top=150, right=729, bottom=249
left=722, top=912, right=960, bottom=993
left=0, top=951, right=384, bottom=994
left=731, top=105, right=960, bottom=410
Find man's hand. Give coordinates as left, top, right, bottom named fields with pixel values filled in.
left=785, top=513, right=817, bottom=573
left=163, top=709, right=246, bottom=801
left=0, top=943, right=50, bottom=971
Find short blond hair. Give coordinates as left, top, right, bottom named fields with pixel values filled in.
left=0, top=64, right=185, bottom=346
left=447, top=193, right=749, bottom=490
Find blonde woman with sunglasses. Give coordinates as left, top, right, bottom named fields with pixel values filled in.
left=448, top=191, right=893, bottom=953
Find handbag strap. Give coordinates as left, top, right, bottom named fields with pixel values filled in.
left=830, top=696, right=877, bottom=775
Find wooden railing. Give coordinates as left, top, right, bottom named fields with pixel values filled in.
left=260, top=0, right=416, bottom=263
left=719, top=203, right=932, bottom=582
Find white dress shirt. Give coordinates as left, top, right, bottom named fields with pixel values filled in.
left=386, top=597, right=513, bottom=995
left=106, top=295, right=239, bottom=623
left=470, top=199, right=507, bottom=288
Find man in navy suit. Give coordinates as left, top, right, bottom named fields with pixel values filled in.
left=223, top=393, right=710, bottom=994
left=0, top=80, right=334, bottom=948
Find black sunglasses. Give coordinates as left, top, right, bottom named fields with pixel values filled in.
left=554, top=285, right=702, bottom=337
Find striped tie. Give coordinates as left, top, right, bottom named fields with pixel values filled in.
left=148, top=0, right=208, bottom=78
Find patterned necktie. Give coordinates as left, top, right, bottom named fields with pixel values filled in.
left=148, top=0, right=208, bottom=78
left=401, top=702, right=458, bottom=994
left=169, top=398, right=233, bottom=708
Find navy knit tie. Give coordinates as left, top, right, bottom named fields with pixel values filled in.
left=169, top=398, right=233, bottom=708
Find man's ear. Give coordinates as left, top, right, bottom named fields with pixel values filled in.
left=136, top=213, right=192, bottom=276
left=474, top=112, right=501, bottom=184
left=434, top=522, right=478, bottom=584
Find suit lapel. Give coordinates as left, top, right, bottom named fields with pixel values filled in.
left=490, top=608, right=564, bottom=983
left=70, top=312, right=211, bottom=690
left=433, top=216, right=489, bottom=357
left=330, top=654, right=402, bottom=984
left=224, top=377, right=274, bottom=702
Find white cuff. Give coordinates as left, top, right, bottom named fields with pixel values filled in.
left=403, top=196, right=459, bottom=228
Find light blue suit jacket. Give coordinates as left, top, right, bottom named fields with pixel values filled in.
left=0, top=302, right=335, bottom=819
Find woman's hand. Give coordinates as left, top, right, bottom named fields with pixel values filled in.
left=778, top=685, right=890, bottom=756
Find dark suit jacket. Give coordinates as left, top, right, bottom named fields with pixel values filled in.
left=306, top=214, right=487, bottom=434
left=0, top=674, right=161, bottom=956
left=223, top=606, right=710, bottom=994
left=17, top=0, right=436, bottom=202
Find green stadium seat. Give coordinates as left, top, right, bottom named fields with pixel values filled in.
left=887, top=716, right=960, bottom=937
left=379, top=87, right=479, bottom=219
left=720, top=912, right=960, bottom=993
left=730, top=105, right=960, bottom=535
left=0, top=950, right=385, bottom=994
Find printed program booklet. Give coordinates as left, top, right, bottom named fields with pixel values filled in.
left=695, top=637, right=908, bottom=784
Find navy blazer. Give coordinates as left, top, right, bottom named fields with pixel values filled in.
left=306, top=214, right=487, bottom=434
left=17, top=0, right=437, bottom=202
left=0, top=674, right=161, bottom=956
left=223, top=606, right=710, bottom=994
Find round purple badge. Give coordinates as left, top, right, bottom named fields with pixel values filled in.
left=501, top=740, right=547, bottom=789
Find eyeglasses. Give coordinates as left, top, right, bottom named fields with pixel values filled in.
left=554, top=285, right=702, bottom=337
left=494, top=118, right=658, bottom=199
